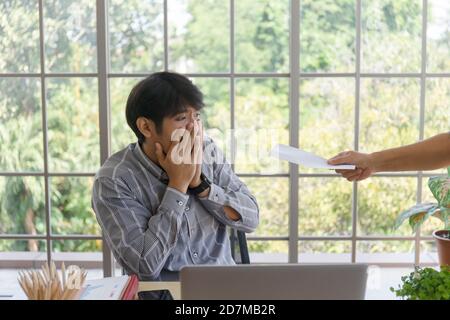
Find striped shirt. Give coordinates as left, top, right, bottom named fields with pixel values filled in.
left=91, top=136, right=259, bottom=280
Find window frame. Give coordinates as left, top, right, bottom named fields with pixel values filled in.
left=0, top=0, right=448, bottom=276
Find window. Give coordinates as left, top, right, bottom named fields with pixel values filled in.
left=1, top=0, right=449, bottom=275
left=0, top=0, right=102, bottom=270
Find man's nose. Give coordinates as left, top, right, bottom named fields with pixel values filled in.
left=186, top=119, right=194, bottom=130
left=186, top=114, right=196, bottom=127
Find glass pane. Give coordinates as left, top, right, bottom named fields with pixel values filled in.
left=427, top=0, right=450, bottom=72
left=0, top=239, right=47, bottom=252
left=0, top=239, right=47, bottom=276
left=423, top=78, right=450, bottom=174
left=299, top=178, right=352, bottom=236
left=109, top=0, right=164, bottom=73
left=0, top=78, right=43, bottom=171
left=358, top=177, right=417, bottom=236
left=425, top=78, right=450, bottom=137
left=360, top=78, right=420, bottom=152
left=299, top=78, right=354, bottom=174
left=420, top=182, right=445, bottom=236
left=50, top=177, right=100, bottom=235
left=46, top=78, right=99, bottom=172
left=0, top=0, right=40, bottom=73
left=420, top=241, right=439, bottom=265
left=298, top=241, right=351, bottom=263
left=248, top=241, right=288, bottom=263
left=240, top=177, right=288, bottom=237
left=191, top=78, right=230, bottom=154
left=52, top=240, right=102, bottom=270
left=235, top=0, right=289, bottom=73
left=44, top=0, right=97, bottom=72
left=110, top=78, right=142, bottom=154
left=300, top=0, right=355, bottom=73
left=356, top=241, right=415, bottom=264
left=361, top=0, right=422, bottom=73
left=113, top=258, right=125, bottom=277
left=168, top=0, right=229, bottom=73
left=235, top=78, right=289, bottom=174
left=0, top=239, right=46, bottom=299
left=52, top=239, right=102, bottom=253
left=0, top=239, right=46, bottom=259
left=0, top=176, right=45, bottom=235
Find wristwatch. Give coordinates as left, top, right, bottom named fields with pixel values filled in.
left=189, top=173, right=211, bottom=195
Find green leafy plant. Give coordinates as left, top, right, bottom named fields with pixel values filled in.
left=394, top=167, right=450, bottom=237
left=390, top=266, right=450, bottom=300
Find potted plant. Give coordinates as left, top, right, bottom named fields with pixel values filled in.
left=390, top=266, right=450, bottom=300
left=394, top=167, right=450, bottom=266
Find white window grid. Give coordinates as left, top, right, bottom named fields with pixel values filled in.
left=0, top=0, right=448, bottom=276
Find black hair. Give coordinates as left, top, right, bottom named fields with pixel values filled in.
left=125, top=71, right=204, bottom=144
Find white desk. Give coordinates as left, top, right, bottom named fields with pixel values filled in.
left=138, top=281, right=181, bottom=300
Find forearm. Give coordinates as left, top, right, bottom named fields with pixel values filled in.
left=196, top=187, right=240, bottom=221
left=138, top=187, right=187, bottom=277
left=93, top=182, right=186, bottom=280
left=223, top=206, right=241, bottom=221
left=200, top=137, right=259, bottom=231
left=171, top=177, right=240, bottom=221
left=370, top=133, right=450, bottom=172
left=198, top=183, right=259, bottom=232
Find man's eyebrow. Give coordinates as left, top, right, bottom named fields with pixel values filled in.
left=170, top=110, right=186, bottom=117
left=172, top=108, right=201, bottom=116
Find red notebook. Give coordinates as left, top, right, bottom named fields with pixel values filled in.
left=121, top=275, right=139, bottom=300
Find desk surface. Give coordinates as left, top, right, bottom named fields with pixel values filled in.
left=1, top=267, right=409, bottom=300
left=138, top=281, right=181, bottom=300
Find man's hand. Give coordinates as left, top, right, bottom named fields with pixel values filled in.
left=155, top=126, right=197, bottom=194
left=188, top=119, right=204, bottom=188
left=328, top=151, right=375, bottom=182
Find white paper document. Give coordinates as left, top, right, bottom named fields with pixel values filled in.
left=79, top=275, right=129, bottom=300
left=271, top=144, right=356, bottom=170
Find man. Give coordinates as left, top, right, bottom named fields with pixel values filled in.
left=92, top=72, right=259, bottom=282
left=328, top=132, right=450, bottom=181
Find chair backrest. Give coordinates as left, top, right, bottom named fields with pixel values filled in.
left=229, top=229, right=250, bottom=264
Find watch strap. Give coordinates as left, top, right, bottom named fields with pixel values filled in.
left=189, top=173, right=211, bottom=195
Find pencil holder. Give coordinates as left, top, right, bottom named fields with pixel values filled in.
left=17, top=261, right=87, bottom=300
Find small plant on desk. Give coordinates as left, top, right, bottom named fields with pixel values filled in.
left=390, top=266, right=450, bottom=300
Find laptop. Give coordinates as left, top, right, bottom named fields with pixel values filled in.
left=180, top=264, right=368, bottom=300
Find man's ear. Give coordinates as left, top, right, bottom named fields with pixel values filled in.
left=136, top=117, right=156, bottom=141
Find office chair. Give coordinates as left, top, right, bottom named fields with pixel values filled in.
left=229, top=229, right=250, bottom=264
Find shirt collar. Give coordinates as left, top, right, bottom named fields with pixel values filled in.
left=132, top=142, right=169, bottom=184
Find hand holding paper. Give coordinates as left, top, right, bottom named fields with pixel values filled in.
left=271, top=144, right=355, bottom=170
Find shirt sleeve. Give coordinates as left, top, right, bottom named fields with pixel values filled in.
left=198, top=139, right=260, bottom=233
left=92, top=176, right=189, bottom=280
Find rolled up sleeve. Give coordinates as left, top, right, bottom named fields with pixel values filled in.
left=198, top=141, right=259, bottom=233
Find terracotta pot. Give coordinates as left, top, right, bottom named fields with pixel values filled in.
left=433, top=230, right=450, bottom=266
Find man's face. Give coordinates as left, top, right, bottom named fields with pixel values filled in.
left=155, top=106, right=201, bottom=153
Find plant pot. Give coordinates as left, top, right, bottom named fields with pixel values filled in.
left=433, top=230, right=450, bottom=266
